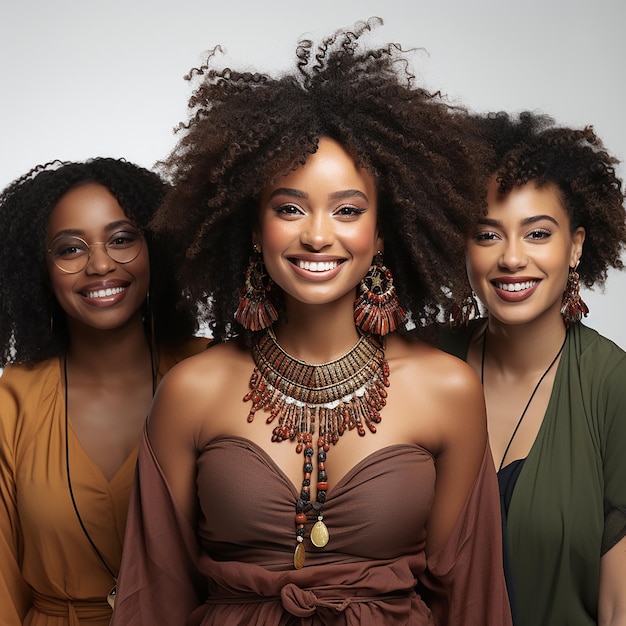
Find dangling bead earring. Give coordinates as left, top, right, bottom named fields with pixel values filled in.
left=235, top=247, right=278, bottom=331
left=354, top=252, right=406, bottom=335
left=450, top=292, right=480, bottom=327
left=560, top=263, right=588, bottom=326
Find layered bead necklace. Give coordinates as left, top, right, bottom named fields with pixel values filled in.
left=244, top=328, right=389, bottom=569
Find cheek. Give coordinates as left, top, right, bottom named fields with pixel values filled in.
left=259, top=224, right=291, bottom=254
left=129, top=249, right=151, bottom=289
left=347, top=221, right=380, bottom=257
left=47, top=272, right=75, bottom=312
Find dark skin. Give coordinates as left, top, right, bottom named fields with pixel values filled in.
left=64, top=321, right=153, bottom=481
left=146, top=139, right=488, bottom=557
left=46, top=183, right=155, bottom=480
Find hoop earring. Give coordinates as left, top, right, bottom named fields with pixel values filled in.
left=235, top=249, right=278, bottom=331
left=560, top=264, right=588, bottom=326
left=354, top=252, right=406, bottom=336
left=450, top=292, right=480, bottom=327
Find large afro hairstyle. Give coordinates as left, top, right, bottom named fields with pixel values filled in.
left=151, top=17, right=492, bottom=342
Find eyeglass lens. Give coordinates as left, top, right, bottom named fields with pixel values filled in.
left=48, top=230, right=142, bottom=273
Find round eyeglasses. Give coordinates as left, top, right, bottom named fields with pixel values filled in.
left=47, top=230, right=144, bottom=274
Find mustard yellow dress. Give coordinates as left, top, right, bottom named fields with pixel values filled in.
left=0, top=340, right=207, bottom=626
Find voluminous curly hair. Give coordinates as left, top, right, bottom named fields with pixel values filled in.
left=0, top=157, right=197, bottom=366
left=476, top=110, right=626, bottom=288
left=152, top=17, right=490, bottom=341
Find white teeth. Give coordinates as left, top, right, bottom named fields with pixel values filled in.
left=495, top=280, right=537, bottom=292
left=86, top=286, right=125, bottom=299
left=296, top=260, right=339, bottom=272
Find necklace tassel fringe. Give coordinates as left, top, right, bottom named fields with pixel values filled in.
left=244, top=329, right=389, bottom=569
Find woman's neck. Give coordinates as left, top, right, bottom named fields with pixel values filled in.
left=483, top=312, right=567, bottom=378
left=65, top=314, right=152, bottom=380
left=273, top=296, right=363, bottom=363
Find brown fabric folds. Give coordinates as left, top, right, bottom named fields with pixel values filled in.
left=112, top=432, right=511, bottom=625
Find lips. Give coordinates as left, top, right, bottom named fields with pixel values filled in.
left=294, top=259, right=340, bottom=272
left=85, top=285, right=127, bottom=299
left=493, top=280, right=537, bottom=292
left=491, top=278, right=540, bottom=302
left=79, top=281, right=130, bottom=306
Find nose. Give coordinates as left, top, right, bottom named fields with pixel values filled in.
left=300, top=213, right=334, bottom=251
left=499, top=238, right=528, bottom=270
left=85, top=242, right=116, bottom=275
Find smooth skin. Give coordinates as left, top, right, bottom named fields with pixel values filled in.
left=465, top=178, right=626, bottom=624
left=147, top=138, right=489, bottom=558
left=46, top=183, right=154, bottom=480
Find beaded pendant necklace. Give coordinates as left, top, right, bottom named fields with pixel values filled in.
left=244, top=328, right=389, bottom=569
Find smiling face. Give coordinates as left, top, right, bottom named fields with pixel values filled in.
left=46, top=182, right=150, bottom=333
left=256, top=138, right=381, bottom=309
left=466, top=179, right=585, bottom=328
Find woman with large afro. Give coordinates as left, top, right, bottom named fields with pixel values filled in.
left=111, top=18, right=512, bottom=626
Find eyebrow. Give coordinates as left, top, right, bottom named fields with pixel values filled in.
left=268, top=187, right=369, bottom=202
left=49, top=220, right=138, bottom=239
left=477, top=214, right=560, bottom=227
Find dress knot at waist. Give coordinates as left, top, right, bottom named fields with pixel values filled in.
left=204, top=584, right=413, bottom=617
left=281, top=583, right=356, bottom=617
left=32, top=589, right=112, bottom=625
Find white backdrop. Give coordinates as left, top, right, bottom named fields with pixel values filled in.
left=2, top=0, right=625, bottom=347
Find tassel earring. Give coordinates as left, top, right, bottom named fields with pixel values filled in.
left=560, top=263, right=588, bottom=326
left=354, top=252, right=406, bottom=336
left=450, top=292, right=480, bottom=327
left=235, top=248, right=278, bottom=331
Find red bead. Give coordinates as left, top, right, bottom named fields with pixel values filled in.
left=295, top=513, right=307, bottom=524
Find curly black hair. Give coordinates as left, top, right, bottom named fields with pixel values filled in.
left=476, top=110, right=626, bottom=288
left=152, top=17, right=490, bottom=341
left=0, top=157, right=197, bottom=366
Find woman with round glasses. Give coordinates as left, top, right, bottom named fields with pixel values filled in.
left=0, top=157, right=206, bottom=625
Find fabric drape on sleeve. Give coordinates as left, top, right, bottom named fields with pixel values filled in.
left=419, top=444, right=512, bottom=625
left=111, top=429, right=206, bottom=626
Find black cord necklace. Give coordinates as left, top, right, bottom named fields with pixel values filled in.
left=63, top=349, right=155, bottom=609
left=481, top=330, right=566, bottom=471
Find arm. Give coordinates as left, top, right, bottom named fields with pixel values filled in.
left=0, top=376, right=32, bottom=623
left=599, top=535, right=626, bottom=626
left=425, top=358, right=488, bottom=555
left=598, top=352, right=626, bottom=625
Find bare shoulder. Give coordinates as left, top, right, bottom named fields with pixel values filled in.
left=150, top=339, right=253, bottom=435
left=385, top=334, right=486, bottom=441
left=386, top=334, right=482, bottom=398
left=159, top=340, right=249, bottom=393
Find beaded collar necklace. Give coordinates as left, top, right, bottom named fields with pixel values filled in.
left=244, top=328, right=389, bottom=569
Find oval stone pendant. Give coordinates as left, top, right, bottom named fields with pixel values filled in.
left=293, top=542, right=306, bottom=569
left=310, top=519, right=329, bottom=548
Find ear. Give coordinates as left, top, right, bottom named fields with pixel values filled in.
left=570, top=226, right=585, bottom=267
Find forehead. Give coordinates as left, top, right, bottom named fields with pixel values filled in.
left=47, top=183, right=130, bottom=234
left=485, top=179, right=569, bottom=224
left=263, top=138, right=376, bottom=196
